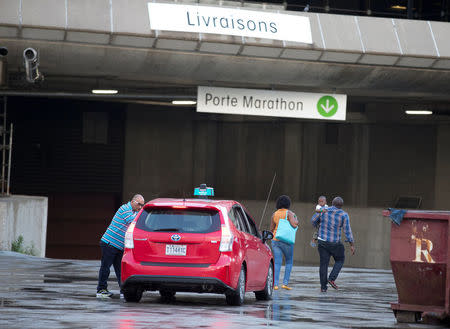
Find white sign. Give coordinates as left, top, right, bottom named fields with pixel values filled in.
left=197, top=86, right=347, bottom=121
left=148, top=2, right=312, bottom=44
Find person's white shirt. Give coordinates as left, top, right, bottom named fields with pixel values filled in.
left=315, top=204, right=328, bottom=241
left=316, top=204, right=328, bottom=211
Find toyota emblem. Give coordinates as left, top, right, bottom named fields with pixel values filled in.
left=171, top=234, right=181, bottom=242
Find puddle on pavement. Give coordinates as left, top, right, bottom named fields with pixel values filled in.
left=44, top=278, right=73, bottom=284
left=44, top=261, right=75, bottom=268
left=21, top=287, right=44, bottom=292
left=42, top=274, right=96, bottom=284
left=0, top=298, right=14, bottom=307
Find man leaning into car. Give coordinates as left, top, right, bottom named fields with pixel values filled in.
left=96, top=194, right=145, bottom=299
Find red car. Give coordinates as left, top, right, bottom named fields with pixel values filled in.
left=121, top=189, right=274, bottom=306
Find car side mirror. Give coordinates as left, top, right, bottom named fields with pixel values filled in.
left=262, top=230, right=273, bottom=243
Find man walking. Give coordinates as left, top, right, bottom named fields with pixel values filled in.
left=310, top=196, right=355, bottom=292
left=96, top=194, right=145, bottom=298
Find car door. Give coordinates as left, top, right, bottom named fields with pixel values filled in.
left=243, top=209, right=271, bottom=287
left=233, top=205, right=260, bottom=290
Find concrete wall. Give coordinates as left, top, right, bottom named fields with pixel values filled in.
left=122, top=105, right=450, bottom=268
left=0, top=195, right=48, bottom=257
left=243, top=200, right=391, bottom=269
left=122, top=105, right=433, bottom=269
left=123, top=105, right=444, bottom=211
left=368, top=124, right=437, bottom=209
left=435, top=124, right=450, bottom=210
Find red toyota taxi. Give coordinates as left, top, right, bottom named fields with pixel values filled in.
left=121, top=186, right=274, bottom=306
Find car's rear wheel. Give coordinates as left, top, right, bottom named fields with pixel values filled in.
left=159, top=290, right=176, bottom=301
left=225, top=266, right=245, bottom=306
left=123, top=285, right=143, bottom=302
left=254, top=263, right=273, bottom=300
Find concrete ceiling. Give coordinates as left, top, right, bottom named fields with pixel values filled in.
left=2, top=40, right=450, bottom=125
left=0, top=0, right=449, bottom=113
left=1, top=38, right=450, bottom=104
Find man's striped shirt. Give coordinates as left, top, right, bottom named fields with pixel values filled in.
left=101, top=202, right=137, bottom=250
left=310, top=206, right=354, bottom=243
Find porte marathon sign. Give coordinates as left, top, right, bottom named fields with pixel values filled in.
left=147, top=2, right=312, bottom=44
left=197, top=86, right=347, bottom=121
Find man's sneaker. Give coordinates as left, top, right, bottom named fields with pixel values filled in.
left=281, top=285, right=292, bottom=290
left=120, top=293, right=124, bottom=300
left=96, top=289, right=113, bottom=298
left=320, top=289, right=327, bottom=293
left=328, top=280, right=338, bottom=290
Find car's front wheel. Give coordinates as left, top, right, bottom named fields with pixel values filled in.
left=123, top=285, right=143, bottom=302
left=254, top=263, right=273, bottom=300
left=225, top=266, right=245, bottom=306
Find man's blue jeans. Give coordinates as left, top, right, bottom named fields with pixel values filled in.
left=317, top=240, right=345, bottom=291
left=97, top=241, right=123, bottom=292
left=272, top=240, right=294, bottom=286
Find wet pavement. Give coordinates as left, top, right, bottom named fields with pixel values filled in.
left=0, top=251, right=446, bottom=329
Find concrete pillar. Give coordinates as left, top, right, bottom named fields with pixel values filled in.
left=434, top=124, right=450, bottom=210
left=350, top=124, right=370, bottom=206
left=300, top=123, right=322, bottom=202
left=192, top=120, right=217, bottom=187
left=283, top=123, right=303, bottom=201
left=233, top=123, right=249, bottom=199
left=123, top=104, right=195, bottom=201
left=123, top=104, right=155, bottom=201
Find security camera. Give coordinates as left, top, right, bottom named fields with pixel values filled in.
left=23, top=47, right=43, bottom=83
left=0, top=47, right=7, bottom=57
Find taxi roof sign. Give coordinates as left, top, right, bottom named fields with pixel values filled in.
left=194, top=184, right=214, bottom=198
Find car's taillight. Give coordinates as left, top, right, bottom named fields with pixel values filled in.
left=219, top=225, right=233, bottom=252
left=124, top=222, right=136, bottom=249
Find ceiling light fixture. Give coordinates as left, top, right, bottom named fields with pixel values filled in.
left=172, top=100, right=197, bottom=105
left=391, top=5, right=407, bottom=10
left=405, top=110, right=432, bottom=115
left=92, top=89, right=118, bottom=94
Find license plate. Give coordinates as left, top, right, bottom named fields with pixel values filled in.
left=165, top=244, right=187, bottom=256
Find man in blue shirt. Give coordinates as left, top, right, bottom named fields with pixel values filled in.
left=311, top=196, right=355, bottom=292
left=96, top=194, right=145, bottom=298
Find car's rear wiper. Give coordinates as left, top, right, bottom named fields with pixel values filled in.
left=153, top=228, right=180, bottom=232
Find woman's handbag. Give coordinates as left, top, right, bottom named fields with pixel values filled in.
left=275, top=210, right=298, bottom=244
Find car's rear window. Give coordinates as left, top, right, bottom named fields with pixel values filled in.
left=136, top=208, right=221, bottom=233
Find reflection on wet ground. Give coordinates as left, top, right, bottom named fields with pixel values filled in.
left=0, top=251, right=446, bottom=329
